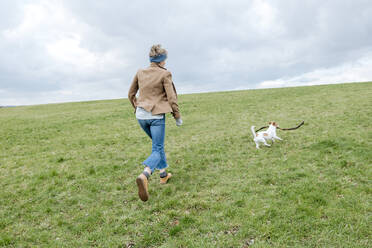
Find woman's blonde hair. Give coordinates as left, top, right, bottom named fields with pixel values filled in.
left=149, top=44, right=167, bottom=57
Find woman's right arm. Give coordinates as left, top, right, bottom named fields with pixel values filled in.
left=128, top=72, right=139, bottom=109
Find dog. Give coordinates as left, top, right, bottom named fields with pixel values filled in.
left=251, top=122, right=282, bottom=149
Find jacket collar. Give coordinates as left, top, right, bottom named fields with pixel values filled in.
left=150, top=62, right=167, bottom=70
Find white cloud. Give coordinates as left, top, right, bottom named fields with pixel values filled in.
left=47, top=35, right=97, bottom=67
left=250, top=0, right=284, bottom=36
left=0, top=0, right=130, bottom=105
left=257, top=53, right=372, bottom=88
left=4, top=1, right=127, bottom=71
left=3, top=3, right=46, bottom=39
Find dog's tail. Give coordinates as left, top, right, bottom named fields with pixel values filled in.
left=250, top=126, right=256, bottom=138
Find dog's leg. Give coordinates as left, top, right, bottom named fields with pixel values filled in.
left=254, top=139, right=260, bottom=149
left=261, top=138, right=271, bottom=147
left=274, top=136, right=282, bottom=141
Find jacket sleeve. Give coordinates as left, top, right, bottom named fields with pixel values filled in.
left=163, top=71, right=181, bottom=119
left=128, top=72, right=139, bottom=110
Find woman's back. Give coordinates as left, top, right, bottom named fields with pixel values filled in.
left=129, top=63, right=179, bottom=118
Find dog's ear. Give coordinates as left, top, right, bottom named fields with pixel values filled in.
left=272, top=122, right=276, bottom=126
left=269, top=121, right=272, bottom=125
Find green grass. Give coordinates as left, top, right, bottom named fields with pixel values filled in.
left=0, top=82, right=371, bottom=247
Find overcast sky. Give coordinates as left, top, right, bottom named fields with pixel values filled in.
left=1, top=0, right=371, bottom=105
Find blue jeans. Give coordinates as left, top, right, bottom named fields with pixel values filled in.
left=137, top=118, right=168, bottom=173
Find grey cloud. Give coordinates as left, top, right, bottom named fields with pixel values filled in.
left=0, top=0, right=371, bottom=105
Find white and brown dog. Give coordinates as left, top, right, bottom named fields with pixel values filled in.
left=251, top=122, right=282, bottom=149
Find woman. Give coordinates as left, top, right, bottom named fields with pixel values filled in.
left=128, top=44, right=182, bottom=202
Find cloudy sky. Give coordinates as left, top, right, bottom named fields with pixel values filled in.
left=1, top=0, right=371, bottom=105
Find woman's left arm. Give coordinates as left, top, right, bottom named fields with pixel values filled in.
left=163, top=71, right=181, bottom=119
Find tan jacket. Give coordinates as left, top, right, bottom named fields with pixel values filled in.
left=128, top=63, right=181, bottom=119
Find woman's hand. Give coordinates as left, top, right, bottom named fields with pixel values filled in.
left=176, top=118, right=183, bottom=126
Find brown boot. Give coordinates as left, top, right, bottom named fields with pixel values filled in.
left=160, top=172, right=172, bottom=184
left=136, top=172, right=150, bottom=201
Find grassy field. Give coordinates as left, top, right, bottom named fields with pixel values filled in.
left=0, top=82, right=371, bottom=247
